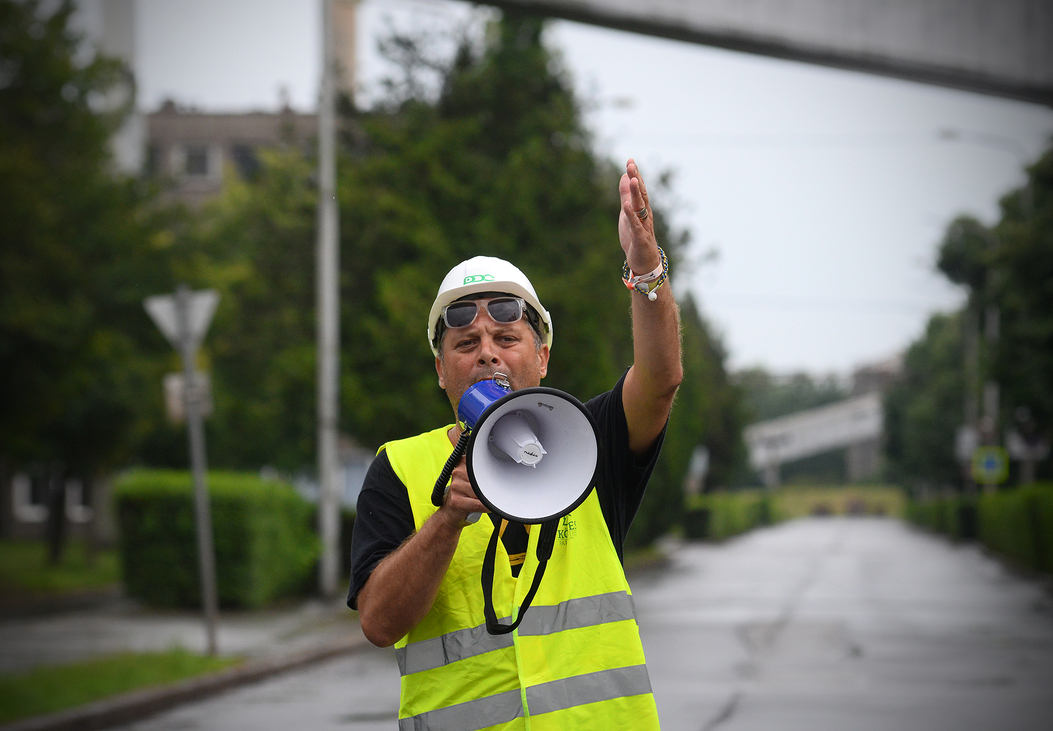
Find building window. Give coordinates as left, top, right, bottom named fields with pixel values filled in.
left=11, top=474, right=94, bottom=523
left=184, top=144, right=210, bottom=176
left=12, top=473, right=47, bottom=523
left=232, top=144, right=260, bottom=179
left=145, top=143, right=162, bottom=176
left=65, top=479, right=93, bottom=524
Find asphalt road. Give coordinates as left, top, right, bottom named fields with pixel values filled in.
left=110, top=517, right=1053, bottom=730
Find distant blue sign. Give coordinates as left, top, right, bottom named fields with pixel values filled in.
left=971, top=446, right=1009, bottom=484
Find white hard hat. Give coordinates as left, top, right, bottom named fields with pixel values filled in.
left=428, top=256, right=552, bottom=357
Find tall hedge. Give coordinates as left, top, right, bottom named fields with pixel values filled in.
left=978, top=484, right=1053, bottom=573
left=908, top=483, right=1053, bottom=573
left=114, top=470, right=319, bottom=609
left=683, top=490, right=776, bottom=541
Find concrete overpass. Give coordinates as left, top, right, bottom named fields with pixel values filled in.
left=745, top=392, right=884, bottom=486
left=485, top=0, right=1053, bottom=106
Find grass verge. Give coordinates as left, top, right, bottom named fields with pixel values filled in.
left=0, top=539, right=120, bottom=596
left=774, top=484, right=905, bottom=520
left=0, top=649, right=241, bottom=724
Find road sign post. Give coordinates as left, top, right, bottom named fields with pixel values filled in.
left=144, top=284, right=221, bottom=655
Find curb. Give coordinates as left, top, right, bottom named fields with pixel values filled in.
left=0, top=587, right=124, bottom=621
left=0, top=632, right=372, bottom=731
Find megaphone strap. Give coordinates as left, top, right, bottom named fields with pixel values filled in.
left=482, top=519, right=559, bottom=635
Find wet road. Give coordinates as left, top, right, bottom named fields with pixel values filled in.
left=113, top=518, right=1053, bottom=730
left=637, top=517, right=1053, bottom=731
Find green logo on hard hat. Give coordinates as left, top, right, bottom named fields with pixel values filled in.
left=464, top=274, right=496, bottom=285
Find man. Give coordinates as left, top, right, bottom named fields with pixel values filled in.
left=348, top=159, right=682, bottom=730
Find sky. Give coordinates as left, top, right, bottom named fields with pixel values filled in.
left=130, top=0, right=1053, bottom=377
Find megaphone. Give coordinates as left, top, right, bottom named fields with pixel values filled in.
left=431, top=373, right=599, bottom=522
left=430, top=373, right=600, bottom=634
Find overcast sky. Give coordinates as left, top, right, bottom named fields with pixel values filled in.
left=131, top=0, right=1053, bottom=377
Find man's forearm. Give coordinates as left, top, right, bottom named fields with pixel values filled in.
left=356, top=510, right=464, bottom=647
left=632, top=283, right=682, bottom=394
left=624, top=283, right=683, bottom=453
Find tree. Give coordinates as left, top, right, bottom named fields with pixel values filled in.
left=180, top=11, right=745, bottom=545
left=920, top=144, right=1053, bottom=486
left=882, top=313, right=965, bottom=491
left=179, top=149, right=319, bottom=472
left=0, top=0, right=177, bottom=556
left=988, top=147, right=1053, bottom=451
left=628, top=299, right=745, bottom=547
left=886, top=140, right=1053, bottom=490
left=734, top=368, right=848, bottom=422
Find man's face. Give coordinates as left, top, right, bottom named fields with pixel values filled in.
left=435, top=296, right=550, bottom=415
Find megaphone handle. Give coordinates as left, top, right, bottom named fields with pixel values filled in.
left=432, top=429, right=472, bottom=508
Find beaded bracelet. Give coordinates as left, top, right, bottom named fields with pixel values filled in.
left=622, top=246, right=668, bottom=301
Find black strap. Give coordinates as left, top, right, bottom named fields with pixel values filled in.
left=431, top=429, right=472, bottom=507
left=482, top=518, right=559, bottom=635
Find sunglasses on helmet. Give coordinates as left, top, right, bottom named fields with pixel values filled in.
left=441, top=296, right=531, bottom=330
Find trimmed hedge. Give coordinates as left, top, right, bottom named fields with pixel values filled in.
left=907, top=483, right=1053, bottom=574
left=114, top=470, right=320, bottom=609
left=904, top=495, right=976, bottom=539
left=684, top=491, right=776, bottom=541
left=978, top=484, right=1053, bottom=573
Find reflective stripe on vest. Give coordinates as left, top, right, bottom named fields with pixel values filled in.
left=397, top=590, right=637, bottom=676
left=397, top=665, right=652, bottom=731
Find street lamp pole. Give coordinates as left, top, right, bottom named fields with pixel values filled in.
left=316, top=0, right=342, bottom=597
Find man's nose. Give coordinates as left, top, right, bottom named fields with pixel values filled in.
left=477, top=335, right=501, bottom=365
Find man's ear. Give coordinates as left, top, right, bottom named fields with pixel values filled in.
left=538, top=344, right=550, bottom=379
left=435, top=356, right=445, bottom=389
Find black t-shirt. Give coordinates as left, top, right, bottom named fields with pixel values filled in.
left=346, top=371, right=665, bottom=609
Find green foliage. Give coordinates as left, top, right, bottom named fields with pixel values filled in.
left=0, top=0, right=178, bottom=478
left=337, top=14, right=637, bottom=446
left=0, top=540, right=119, bottom=596
left=684, top=485, right=905, bottom=541
left=734, top=368, right=848, bottom=422
left=175, top=150, right=320, bottom=471
left=902, top=143, right=1053, bottom=490
left=977, top=483, right=1053, bottom=573
left=630, top=299, right=744, bottom=547
left=889, top=142, right=1053, bottom=490
left=775, top=485, right=904, bottom=519
left=988, top=149, right=1053, bottom=442
left=937, top=215, right=995, bottom=297
left=684, top=490, right=776, bottom=541
left=0, top=649, right=239, bottom=725
left=179, top=11, right=745, bottom=549
left=883, top=313, right=965, bottom=489
left=907, top=484, right=1053, bottom=572
left=113, top=470, right=318, bottom=608
left=904, top=494, right=977, bottom=540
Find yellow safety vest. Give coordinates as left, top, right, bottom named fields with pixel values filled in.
left=384, top=425, right=661, bottom=731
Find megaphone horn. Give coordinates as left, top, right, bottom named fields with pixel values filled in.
left=431, top=373, right=600, bottom=525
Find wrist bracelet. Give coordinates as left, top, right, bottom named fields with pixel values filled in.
left=622, top=246, right=668, bottom=301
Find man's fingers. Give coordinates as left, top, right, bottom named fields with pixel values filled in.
left=627, top=159, right=650, bottom=207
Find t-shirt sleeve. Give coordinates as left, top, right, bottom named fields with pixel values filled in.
left=585, top=370, right=667, bottom=562
left=346, top=449, right=415, bottom=610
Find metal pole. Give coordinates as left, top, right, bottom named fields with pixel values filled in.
left=317, top=0, right=342, bottom=597
left=176, top=284, right=220, bottom=655
left=963, top=308, right=979, bottom=497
